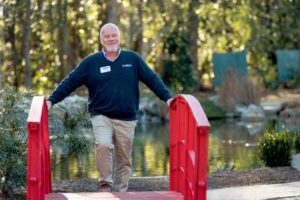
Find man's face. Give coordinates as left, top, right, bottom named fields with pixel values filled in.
left=101, top=26, right=120, bottom=52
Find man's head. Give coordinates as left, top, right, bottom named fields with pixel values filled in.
left=100, top=23, right=120, bottom=52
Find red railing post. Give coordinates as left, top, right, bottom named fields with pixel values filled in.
left=27, top=96, right=52, bottom=200
left=169, top=95, right=210, bottom=200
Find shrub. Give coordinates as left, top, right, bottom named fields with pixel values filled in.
left=0, top=87, right=32, bottom=197
left=258, top=129, right=293, bottom=167
left=0, top=89, right=93, bottom=198
left=294, top=132, right=300, bottom=154
left=200, top=99, right=226, bottom=119
left=48, top=97, right=94, bottom=157
left=218, top=69, right=261, bottom=112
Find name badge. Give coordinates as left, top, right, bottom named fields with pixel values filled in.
left=100, top=66, right=111, bottom=73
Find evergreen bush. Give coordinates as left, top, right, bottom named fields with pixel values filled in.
left=258, top=129, right=293, bottom=167
left=200, top=99, right=226, bottom=119
left=48, top=98, right=94, bottom=161
left=294, top=132, right=300, bottom=154
left=161, top=23, right=196, bottom=93
left=0, top=87, right=32, bottom=197
left=0, top=89, right=93, bottom=197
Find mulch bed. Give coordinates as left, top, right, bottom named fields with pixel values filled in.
left=1, top=167, right=300, bottom=199
left=51, top=167, right=300, bottom=192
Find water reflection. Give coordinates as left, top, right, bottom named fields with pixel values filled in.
left=51, top=124, right=170, bottom=180
left=209, top=119, right=264, bottom=172
left=51, top=118, right=298, bottom=180
left=132, top=124, right=169, bottom=176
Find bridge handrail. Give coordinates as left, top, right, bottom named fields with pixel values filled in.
left=26, top=94, right=209, bottom=200
left=169, top=94, right=210, bottom=200
left=27, top=96, right=52, bottom=200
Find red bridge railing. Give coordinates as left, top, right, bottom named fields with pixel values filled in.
left=27, top=96, right=52, bottom=200
left=26, top=95, right=209, bottom=200
left=169, top=95, right=210, bottom=200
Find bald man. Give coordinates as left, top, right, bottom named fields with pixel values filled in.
left=47, top=23, right=172, bottom=192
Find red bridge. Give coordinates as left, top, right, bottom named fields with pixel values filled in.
left=26, top=95, right=210, bottom=200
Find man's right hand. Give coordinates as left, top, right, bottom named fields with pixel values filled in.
left=46, top=101, right=52, bottom=110
left=167, top=98, right=173, bottom=107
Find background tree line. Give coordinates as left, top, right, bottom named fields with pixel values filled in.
left=0, top=0, right=300, bottom=94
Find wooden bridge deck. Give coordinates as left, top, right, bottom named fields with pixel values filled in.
left=45, top=191, right=183, bottom=200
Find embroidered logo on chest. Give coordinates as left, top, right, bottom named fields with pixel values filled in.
left=122, top=64, right=132, bottom=68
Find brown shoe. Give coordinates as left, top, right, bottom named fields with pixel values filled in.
left=98, top=181, right=112, bottom=192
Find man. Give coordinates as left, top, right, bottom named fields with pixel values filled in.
left=47, top=23, right=173, bottom=192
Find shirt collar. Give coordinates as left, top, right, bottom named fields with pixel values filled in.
left=102, top=49, right=121, bottom=62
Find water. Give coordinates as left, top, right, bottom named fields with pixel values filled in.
left=50, top=118, right=298, bottom=180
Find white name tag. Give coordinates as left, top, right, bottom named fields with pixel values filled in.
left=100, top=66, right=111, bottom=73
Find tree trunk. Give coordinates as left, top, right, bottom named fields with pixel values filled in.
left=136, top=0, right=143, bottom=55
left=188, top=0, right=200, bottom=90
left=69, top=0, right=81, bottom=72
left=57, top=0, right=70, bottom=80
left=106, top=0, right=118, bottom=24
left=24, top=0, right=32, bottom=88
left=5, top=1, right=21, bottom=88
left=97, top=0, right=106, bottom=50
left=127, top=0, right=134, bottom=50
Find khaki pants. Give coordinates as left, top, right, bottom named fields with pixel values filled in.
left=91, top=115, right=137, bottom=192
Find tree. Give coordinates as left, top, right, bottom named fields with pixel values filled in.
left=188, top=0, right=200, bottom=89
left=106, top=0, right=118, bottom=24
left=1, top=0, right=300, bottom=91
left=24, top=0, right=32, bottom=88
left=2, top=0, right=22, bottom=88
left=162, top=24, right=196, bottom=93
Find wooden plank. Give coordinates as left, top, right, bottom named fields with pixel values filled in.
left=45, top=191, right=183, bottom=200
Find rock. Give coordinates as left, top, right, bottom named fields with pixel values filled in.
left=138, top=97, right=169, bottom=124
left=241, top=104, right=265, bottom=121
left=51, top=95, right=169, bottom=124
left=63, top=95, right=88, bottom=109
left=240, top=121, right=265, bottom=136
left=260, top=101, right=283, bottom=115
left=280, top=108, right=300, bottom=118
left=278, top=101, right=300, bottom=118
left=208, top=95, right=219, bottom=104
left=292, top=153, right=300, bottom=171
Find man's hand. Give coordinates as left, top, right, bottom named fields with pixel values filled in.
left=167, top=98, right=173, bottom=106
left=46, top=100, right=52, bottom=111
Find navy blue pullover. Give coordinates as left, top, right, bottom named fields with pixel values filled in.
left=48, top=50, right=172, bottom=121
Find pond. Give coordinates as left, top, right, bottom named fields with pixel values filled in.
left=50, top=118, right=298, bottom=180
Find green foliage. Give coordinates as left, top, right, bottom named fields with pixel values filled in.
left=0, top=87, right=32, bottom=197
left=200, top=99, right=226, bottom=119
left=48, top=97, right=94, bottom=157
left=294, top=132, right=300, bottom=154
left=2, top=0, right=300, bottom=91
left=0, top=89, right=93, bottom=197
left=162, top=24, right=196, bottom=93
left=284, top=68, right=300, bottom=89
left=258, top=129, right=293, bottom=167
